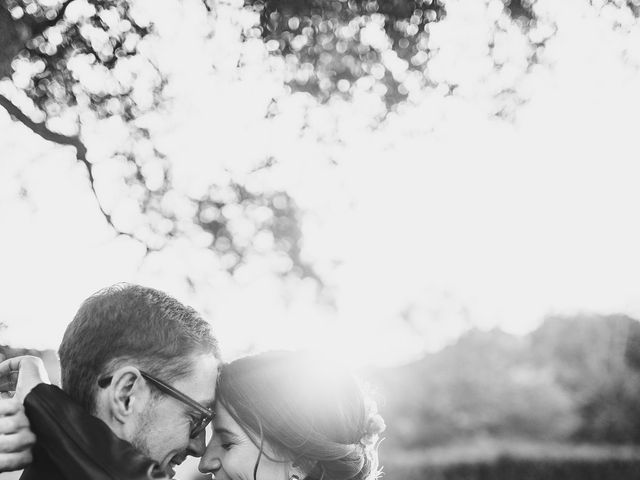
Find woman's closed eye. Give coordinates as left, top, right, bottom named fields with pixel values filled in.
left=213, top=427, right=239, bottom=450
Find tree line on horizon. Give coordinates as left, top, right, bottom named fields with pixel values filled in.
left=369, top=313, right=640, bottom=452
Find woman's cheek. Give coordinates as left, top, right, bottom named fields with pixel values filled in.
left=227, top=450, right=255, bottom=480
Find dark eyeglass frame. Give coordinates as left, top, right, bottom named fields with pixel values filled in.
left=98, top=370, right=214, bottom=439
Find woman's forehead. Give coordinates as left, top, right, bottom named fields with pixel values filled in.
left=213, top=403, right=242, bottom=432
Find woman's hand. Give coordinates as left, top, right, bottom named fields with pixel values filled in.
left=0, top=398, right=36, bottom=471
left=0, top=356, right=51, bottom=404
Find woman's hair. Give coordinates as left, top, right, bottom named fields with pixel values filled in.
left=216, top=351, right=385, bottom=480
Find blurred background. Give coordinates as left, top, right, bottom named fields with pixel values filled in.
left=2, top=0, right=640, bottom=478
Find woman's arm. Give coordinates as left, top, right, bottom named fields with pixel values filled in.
left=0, top=356, right=167, bottom=479
left=24, top=383, right=168, bottom=480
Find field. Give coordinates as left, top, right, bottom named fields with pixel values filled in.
left=382, top=442, right=640, bottom=480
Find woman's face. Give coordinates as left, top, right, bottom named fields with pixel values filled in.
left=198, top=403, right=290, bottom=480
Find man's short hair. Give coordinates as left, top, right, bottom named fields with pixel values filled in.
left=58, top=283, right=220, bottom=413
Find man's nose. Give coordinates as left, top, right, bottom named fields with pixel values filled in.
left=187, top=430, right=207, bottom=458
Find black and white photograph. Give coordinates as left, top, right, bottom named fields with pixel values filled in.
left=1, top=0, right=640, bottom=479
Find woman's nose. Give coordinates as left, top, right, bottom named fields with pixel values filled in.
left=198, top=457, right=222, bottom=474
left=198, top=448, right=222, bottom=474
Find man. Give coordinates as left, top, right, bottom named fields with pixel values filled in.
left=0, top=283, right=221, bottom=478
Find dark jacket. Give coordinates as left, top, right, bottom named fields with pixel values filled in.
left=20, top=384, right=168, bottom=480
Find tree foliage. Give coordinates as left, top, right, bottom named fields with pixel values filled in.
left=244, top=0, right=559, bottom=111
left=0, top=0, right=317, bottom=281
left=245, top=0, right=446, bottom=108
left=2, top=0, right=639, bottom=283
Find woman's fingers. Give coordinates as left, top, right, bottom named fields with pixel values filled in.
left=0, top=359, right=22, bottom=394
left=0, top=398, right=35, bottom=472
left=0, top=450, right=34, bottom=472
left=0, top=372, right=19, bottom=393
left=0, top=399, right=33, bottom=437
left=0, top=429, right=36, bottom=453
left=0, top=411, right=30, bottom=434
left=0, top=399, right=20, bottom=417
left=0, top=356, right=50, bottom=404
left=0, top=358, right=23, bottom=377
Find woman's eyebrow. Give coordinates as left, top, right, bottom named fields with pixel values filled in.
left=213, top=426, right=238, bottom=437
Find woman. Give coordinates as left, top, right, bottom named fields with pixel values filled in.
left=0, top=351, right=385, bottom=480
left=200, top=351, right=384, bottom=480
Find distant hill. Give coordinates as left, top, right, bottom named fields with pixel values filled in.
left=365, top=314, right=640, bottom=450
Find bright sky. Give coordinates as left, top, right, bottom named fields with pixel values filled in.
left=1, top=0, right=640, bottom=368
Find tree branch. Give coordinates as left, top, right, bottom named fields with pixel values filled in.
left=0, top=93, right=143, bottom=247
left=201, top=0, right=213, bottom=13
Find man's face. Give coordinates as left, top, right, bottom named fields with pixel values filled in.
left=130, top=353, right=219, bottom=478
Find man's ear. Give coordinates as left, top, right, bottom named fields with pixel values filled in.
left=104, top=366, right=149, bottom=424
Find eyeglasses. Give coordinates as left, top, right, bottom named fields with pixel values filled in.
left=98, top=370, right=214, bottom=439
